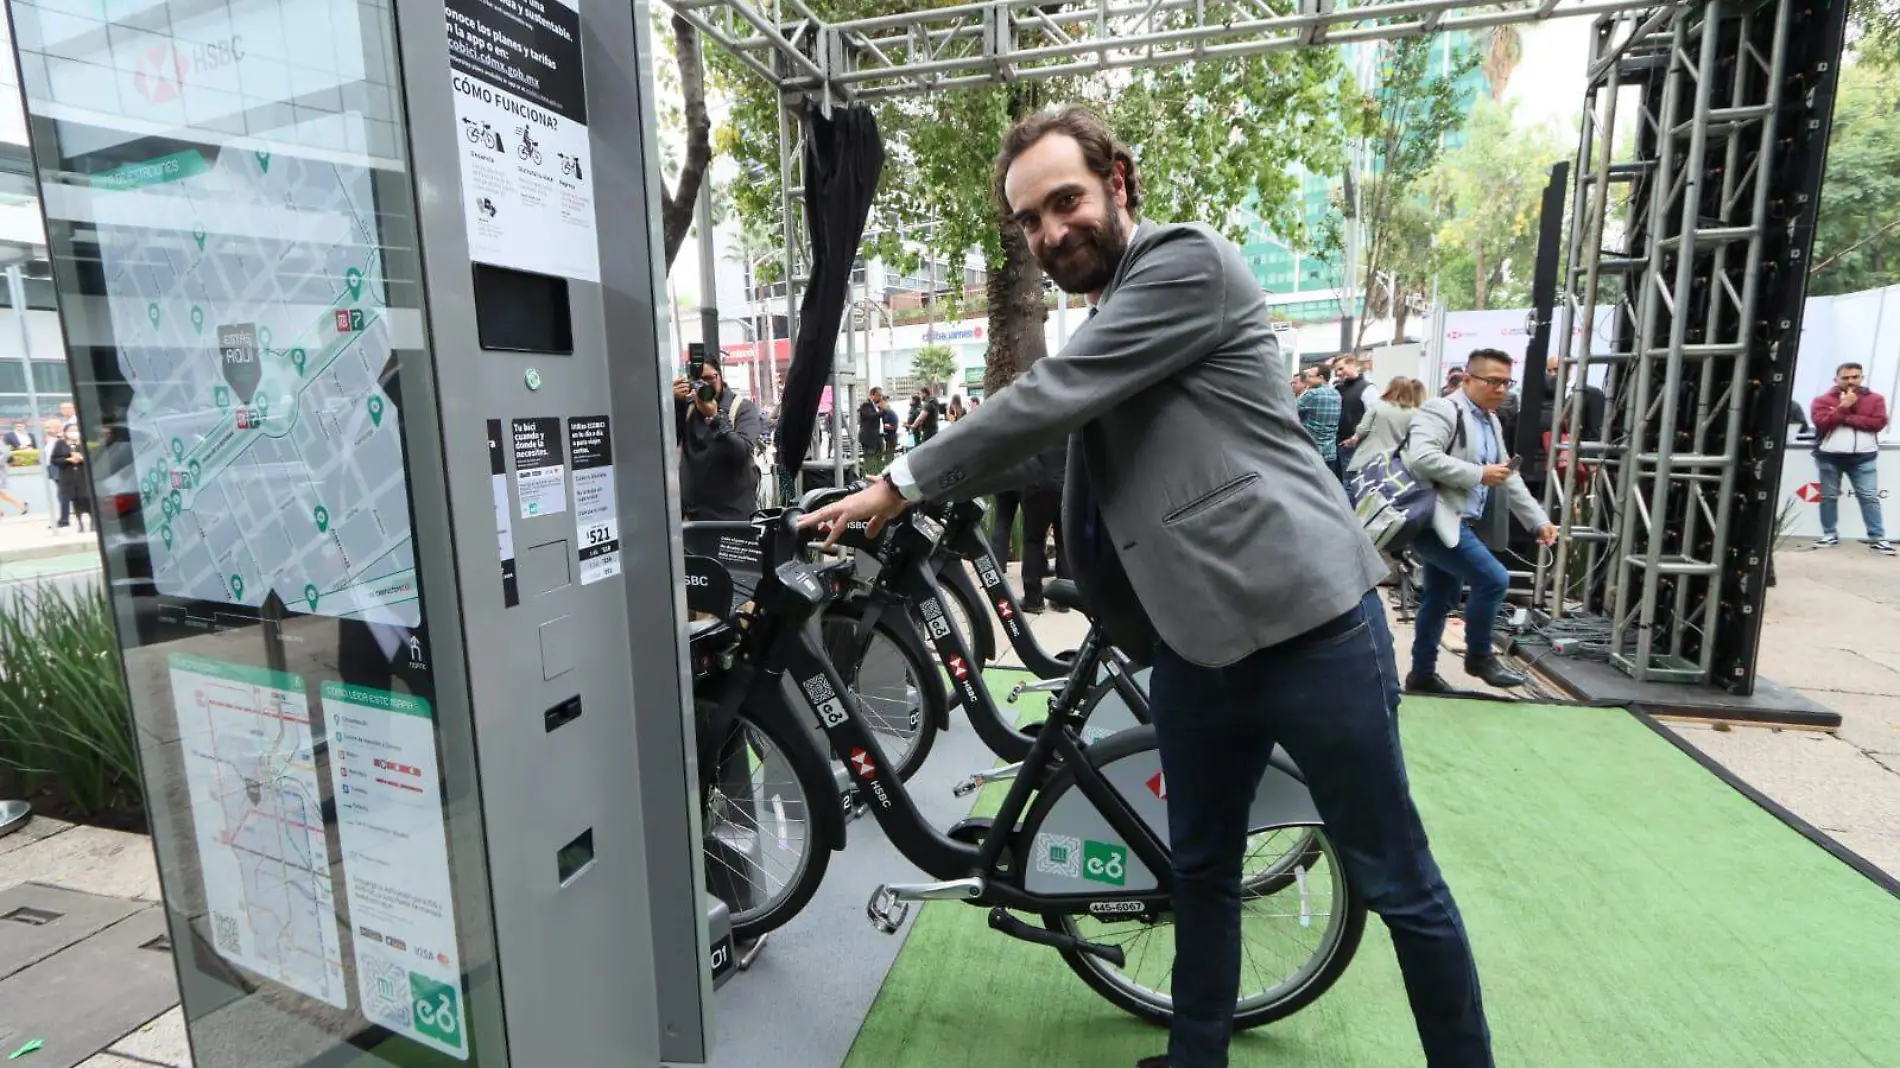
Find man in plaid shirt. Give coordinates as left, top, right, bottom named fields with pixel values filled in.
left=1296, top=365, right=1342, bottom=467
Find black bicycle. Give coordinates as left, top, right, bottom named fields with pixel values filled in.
left=832, top=498, right=1148, bottom=766
left=701, top=499, right=1365, bottom=1026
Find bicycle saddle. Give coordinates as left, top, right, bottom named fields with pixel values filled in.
left=1043, top=579, right=1090, bottom=615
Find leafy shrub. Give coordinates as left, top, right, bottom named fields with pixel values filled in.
left=6, top=447, right=38, bottom=467
left=0, top=584, right=139, bottom=817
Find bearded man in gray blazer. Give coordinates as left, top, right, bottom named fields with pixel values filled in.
left=1404, top=349, right=1559, bottom=692
left=802, top=106, right=1494, bottom=1068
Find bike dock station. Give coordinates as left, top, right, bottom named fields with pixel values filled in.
left=5, top=0, right=1900, bottom=1065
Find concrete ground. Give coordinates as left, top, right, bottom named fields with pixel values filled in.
left=0, top=506, right=97, bottom=566
left=0, top=544, right=1893, bottom=1067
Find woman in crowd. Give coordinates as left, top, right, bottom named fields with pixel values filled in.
left=946, top=395, right=967, bottom=424
left=1344, top=376, right=1425, bottom=474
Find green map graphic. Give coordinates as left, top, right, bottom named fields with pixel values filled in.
left=94, top=145, right=419, bottom=626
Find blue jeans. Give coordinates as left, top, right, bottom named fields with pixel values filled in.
left=1815, top=453, right=1885, bottom=540
left=1148, top=592, right=1493, bottom=1068
left=1409, top=523, right=1511, bottom=676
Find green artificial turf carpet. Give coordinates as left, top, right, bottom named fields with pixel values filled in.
left=843, top=686, right=1900, bottom=1068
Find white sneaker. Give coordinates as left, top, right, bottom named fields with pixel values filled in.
left=1817, top=533, right=1840, bottom=547
left=1872, top=540, right=1896, bottom=557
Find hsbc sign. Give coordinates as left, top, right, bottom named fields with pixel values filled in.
left=131, top=37, right=247, bottom=104
left=21, top=0, right=371, bottom=155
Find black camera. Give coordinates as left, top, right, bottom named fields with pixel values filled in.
left=694, top=379, right=718, bottom=404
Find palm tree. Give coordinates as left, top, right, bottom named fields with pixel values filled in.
left=1481, top=27, right=1524, bottom=101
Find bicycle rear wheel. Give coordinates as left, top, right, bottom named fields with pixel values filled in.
left=1043, top=826, right=1364, bottom=1031
left=698, top=698, right=835, bottom=942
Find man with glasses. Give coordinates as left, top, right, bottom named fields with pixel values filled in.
left=1404, top=349, right=1557, bottom=691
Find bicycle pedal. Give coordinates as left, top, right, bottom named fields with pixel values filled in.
left=1006, top=684, right=1023, bottom=704
left=952, top=775, right=983, bottom=798
left=866, top=885, right=911, bottom=934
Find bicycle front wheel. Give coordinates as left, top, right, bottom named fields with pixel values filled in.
left=821, top=602, right=943, bottom=780
left=698, top=698, right=834, bottom=941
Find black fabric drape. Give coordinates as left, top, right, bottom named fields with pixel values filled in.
left=774, top=103, right=886, bottom=476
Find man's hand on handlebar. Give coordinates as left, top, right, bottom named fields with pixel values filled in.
left=798, top=480, right=908, bottom=548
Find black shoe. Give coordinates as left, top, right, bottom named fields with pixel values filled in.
left=1405, top=671, right=1456, bottom=694
left=1048, top=599, right=1071, bottom=613
left=1020, top=599, right=1046, bottom=615
left=1135, top=1057, right=1172, bottom=1068
left=1466, top=657, right=1527, bottom=688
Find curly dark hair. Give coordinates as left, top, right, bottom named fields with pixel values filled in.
left=991, top=104, right=1143, bottom=218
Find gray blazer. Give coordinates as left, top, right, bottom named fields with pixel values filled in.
left=899, top=221, right=1388, bottom=668
left=1405, top=393, right=1552, bottom=549
left=1345, top=400, right=1416, bottom=474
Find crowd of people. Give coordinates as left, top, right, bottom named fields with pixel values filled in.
left=0, top=401, right=93, bottom=530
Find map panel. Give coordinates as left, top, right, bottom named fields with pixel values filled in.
left=91, top=137, right=419, bottom=626
left=167, top=653, right=349, bottom=1008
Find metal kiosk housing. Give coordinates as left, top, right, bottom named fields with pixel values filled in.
left=4, top=0, right=714, bottom=1064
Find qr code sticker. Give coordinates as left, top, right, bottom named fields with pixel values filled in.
left=801, top=674, right=838, bottom=706
left=362, top=953, right=411, bottom=1030
left=1034, top=833, right=1082, bottom=879
left=212, top=912, right=241, bottom=955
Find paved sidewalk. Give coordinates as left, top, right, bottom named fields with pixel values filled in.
left=0, top=510, right=97, bottom=566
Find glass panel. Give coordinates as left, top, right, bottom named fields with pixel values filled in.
left=28, top=357, right=66, bottom=393
left=0, top=393, right=59, bottom=431
left=0, top=358, right=23, bottom=392
left=7, top=1, right=501, bottom=1066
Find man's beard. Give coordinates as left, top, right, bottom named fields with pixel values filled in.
left=1036, top=195, right=1128, bottom=294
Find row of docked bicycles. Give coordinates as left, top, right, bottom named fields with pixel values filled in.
left=681, top=489, right=1365, bottom=1030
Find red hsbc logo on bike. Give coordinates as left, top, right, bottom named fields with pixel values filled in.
left=948, top=655, right=969, bottom=680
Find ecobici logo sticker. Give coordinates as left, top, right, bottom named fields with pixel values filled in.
left=800, top=673, right=849, bottom=728
left=1034, top=834, right=1128, bottom=886
left=409, top=972, right=465, bottom=1051
left=1083, top=840, right=1128, bottom=886
left=918, top=597, right=952, bottom=642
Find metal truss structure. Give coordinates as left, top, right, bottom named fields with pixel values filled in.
left=1537, top=0, right=1849, bottom=692
left=667, top=0, right=1848, bottom=695
left=663, top=0, right=1680, bottom=387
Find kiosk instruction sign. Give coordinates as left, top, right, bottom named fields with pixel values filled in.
left=446, top=0, right=600, bottom=282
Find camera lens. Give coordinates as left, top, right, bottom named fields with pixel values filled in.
left=695, top=381, right=717, bottom=403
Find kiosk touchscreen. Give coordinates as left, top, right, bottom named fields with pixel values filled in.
left=5, top=0, right=709, bottom=1064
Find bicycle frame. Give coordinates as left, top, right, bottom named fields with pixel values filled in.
left=766, top=572, right=1176, bottom=917
left=936, top=499, right=1080, bottom=680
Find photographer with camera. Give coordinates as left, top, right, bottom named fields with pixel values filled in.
left=673, top=351, right=762, bottom=520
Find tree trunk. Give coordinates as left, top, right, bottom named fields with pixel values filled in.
left=658, top=14, right=713, bottom=271
left=984, top=87, right=1049, bottom=398
left=1393, top=295, right=1411, bottom=345
left=984, top=223, right=1048, bottom=397
left=1473, top=244, right=1489, bottom=310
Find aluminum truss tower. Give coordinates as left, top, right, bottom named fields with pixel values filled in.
left=1538, top=0, right=1851, bottom=693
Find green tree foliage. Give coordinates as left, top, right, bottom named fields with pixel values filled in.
left=910, top=343, right=959, bottom=390
left=709, top=5, right=1348, bottom=395
left=1427, top=99, right=1570, bottom=311
left=1320, top=37, right=1472, bottom=351
left=1852, top=0, right=1900, bottom=67
left=1809, top=57, right=1900, bottom=296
